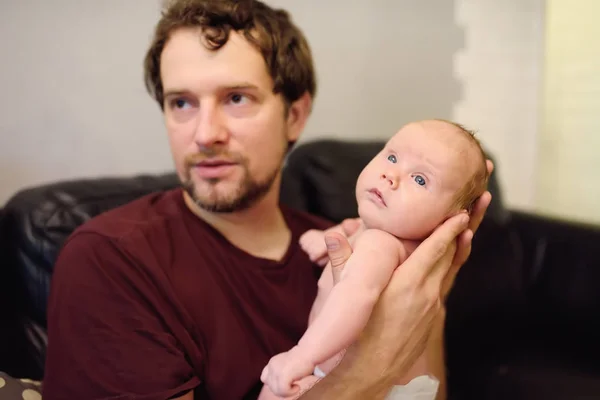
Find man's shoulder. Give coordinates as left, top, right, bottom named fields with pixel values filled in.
left=54, top=188, right=190, bottom=283
left=281, top=205, right=335, bottom=233
left=73, top=188, right=184, bottom=241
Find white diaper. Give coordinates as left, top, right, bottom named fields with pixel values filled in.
left=313, top=367, right=439, bottom=400
left=385, top=375, right=440, bottom=400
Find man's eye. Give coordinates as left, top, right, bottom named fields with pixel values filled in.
left=387, top=154, right=397, bottom=163
left=414, top=175, right=426, bottom=186
left=230, top=93, right=248, bottom=105
left=172, top=98, right=190, bottom=109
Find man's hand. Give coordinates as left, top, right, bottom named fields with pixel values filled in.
left=442, top=159, right=494, bottom=299
left=347, top=178, right=492, bottom=394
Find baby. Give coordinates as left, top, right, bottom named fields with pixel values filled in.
left=259, top=119, right=489, bottom=399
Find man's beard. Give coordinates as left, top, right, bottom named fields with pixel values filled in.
left=181, top=148, right=282, bottom=213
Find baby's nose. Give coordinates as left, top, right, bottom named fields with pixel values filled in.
left=380, top=173, right=399, bottom=190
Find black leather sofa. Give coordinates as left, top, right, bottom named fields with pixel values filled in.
left=2, top=139, right=600, bottom=399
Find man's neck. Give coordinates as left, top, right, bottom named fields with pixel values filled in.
left=183, top=190, right=292, bottom=261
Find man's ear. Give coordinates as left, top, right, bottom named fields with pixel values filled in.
left=286, top=91, right=312, bottom=143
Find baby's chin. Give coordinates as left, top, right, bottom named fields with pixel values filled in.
left=358, top=208, right=437, bottom=241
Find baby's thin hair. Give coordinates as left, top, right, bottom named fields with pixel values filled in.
left=433, top=119, right=489, bottom=213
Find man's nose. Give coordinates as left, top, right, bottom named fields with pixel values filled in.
left=380, top=172, right=399, bottom=190
left=193, top=103, right=229, bottom=148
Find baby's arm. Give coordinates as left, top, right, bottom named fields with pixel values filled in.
left=299, top=229, right=405, bottom=365
left=308, top=261, right=333, bottom=325
left=261, top=230, right=406, bottom=396
left=307, top=222, right=366, bottom=326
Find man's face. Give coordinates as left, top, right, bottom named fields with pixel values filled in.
left=160, top=28, right=307, bottom=212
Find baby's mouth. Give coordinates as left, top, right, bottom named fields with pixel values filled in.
left=367, top=188, right=387, bottom=207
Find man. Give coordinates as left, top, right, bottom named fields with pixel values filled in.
left=42, top=0, right=492, bottom=399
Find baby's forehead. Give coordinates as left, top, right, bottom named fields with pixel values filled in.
left=387, top=122, right=473, bottom=155
left=386, top=121, right=481, bottom=178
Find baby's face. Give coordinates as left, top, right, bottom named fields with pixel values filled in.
left=355, top=120, right=480, bottom=240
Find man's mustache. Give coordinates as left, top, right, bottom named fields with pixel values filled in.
left=184, top=149, right=243, bottom=165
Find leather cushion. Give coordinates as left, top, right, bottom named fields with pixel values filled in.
left=2, top=173, right=179, bottom=328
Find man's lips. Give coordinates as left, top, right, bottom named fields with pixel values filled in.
left=195, top=159, right=237, bottom=167
left=367, top=188, right=386, bottom=207
left=192, top=159, right=238, bottom=179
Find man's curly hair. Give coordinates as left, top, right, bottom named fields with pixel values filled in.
left=144, top=0, right=317, bottom=111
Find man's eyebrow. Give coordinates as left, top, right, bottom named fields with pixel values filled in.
left=163, top=89, right=189, bottom=99
left=163, top=83, right=260, bottom=99
left=226, top=83, right=260, bottom=91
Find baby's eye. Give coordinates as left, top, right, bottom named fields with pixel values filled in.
left=387, top=154, right=397, bottom=163
left=414, top=175, right=426, bottom=186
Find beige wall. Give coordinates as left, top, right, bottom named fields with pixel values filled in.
left=0, top=1, right=170, bottom=204
left=536, top=0, right=600, bottom=223
left=453, top=0, right=544, bottom=211
left=0, top=0, right=544, bottom=211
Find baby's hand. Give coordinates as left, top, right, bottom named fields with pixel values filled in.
left=260, top=347, right=314, bottom=397
left=299, top=229, right=328, bottom=266
left=300, top=219, right=363, bottom=267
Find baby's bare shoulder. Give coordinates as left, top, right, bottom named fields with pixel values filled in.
left=346, top=229, right=407, bottom=271
left=356, top=229, right=406, bottom=254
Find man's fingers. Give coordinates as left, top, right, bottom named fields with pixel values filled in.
left=453, top=228, right=474, bottom=265
left=441, top=261, right=463, bottom=302
left=324, top=232, right=353, bottom=284
left=466, top=158, right=492, bottom=235
left=469, top=191, right=492, bottom=235
left=444, top=228, right=474, bottom=297
left=401, top=213, right=469, bottom=277
left=486, top=159, right=494, bottom=175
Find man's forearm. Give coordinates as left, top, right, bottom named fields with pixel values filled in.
left=297, top=343, right=393, bottom=400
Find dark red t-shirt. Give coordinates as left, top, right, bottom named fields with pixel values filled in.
left=42, top=188, right=333, bottom=400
